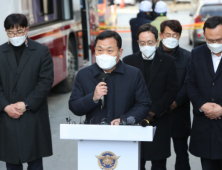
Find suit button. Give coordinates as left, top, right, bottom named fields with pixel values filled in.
left=212, top=98, right=215, bottom=101
left=14, top=92, right=17, bottom=95
left=212, top=82, right=215, bottom=86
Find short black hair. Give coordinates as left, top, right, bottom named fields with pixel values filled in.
left=203, top=16, right=222, bottom=32
left=137, top=23, right=158, bottom=40
left=4, top=13, right=28, bottom=30
left=160, top=20, right=182, bottom=34
left=94, top=30, right=122, bottom=49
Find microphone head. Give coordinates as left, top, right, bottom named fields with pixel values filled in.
left=127, top=116, right=136, bottom=125
left=140, top=119, right=149, bottom=127
left=100, top=73, right=108, bottom=81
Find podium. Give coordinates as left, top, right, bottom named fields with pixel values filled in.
left=60, top=124, right=155, bottom=170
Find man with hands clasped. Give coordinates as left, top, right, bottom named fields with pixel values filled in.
left=0, top=14, right=54, bottom=170
left=157, top=20, right=191, bottom=170
left=69, top=30, right=151, bottom=125
left=185, top=16, right=222, bottom=170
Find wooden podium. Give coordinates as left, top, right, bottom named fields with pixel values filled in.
left=60, top=124, right=155, bottom=170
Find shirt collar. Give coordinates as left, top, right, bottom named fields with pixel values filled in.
left=142, top=52, right=155, bottom=60
left=211, top=52, right=222, bottom=60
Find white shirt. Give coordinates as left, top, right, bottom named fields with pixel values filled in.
left=142, top=52, right=155, bottom=60
left=199, top=52, right=222, bottom=112
left=212, top=52, right=222, bottom=73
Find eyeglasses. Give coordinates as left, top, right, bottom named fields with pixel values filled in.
left=206, top=38, right=222, bottom=44
left=7, top=29, right=27, bottom=38
left=139, top=40, right=156, bottom=46
left=163, top=33, right=179, bottom=38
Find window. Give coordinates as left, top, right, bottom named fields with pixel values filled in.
left=200, top=5, right=222, bottom=18
left=40, top=0, right=54, bottom=15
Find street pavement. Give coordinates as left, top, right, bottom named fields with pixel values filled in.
left=0, top=2, right=202, bottom=170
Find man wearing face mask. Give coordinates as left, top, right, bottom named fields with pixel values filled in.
left=157, top=20, right=191, bottom=170
left=123, top=23, right=178, bottom=170
left=185, top=16, right=222, bottom=170
left=130, top=1, right=153, bottom=53
left=0, top=14, right=54, bottom=169
left=69, top=30, right=151, bottom=126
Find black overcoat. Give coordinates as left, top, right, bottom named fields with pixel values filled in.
left=185, top=44, right=222, bottom=160
left=69, top=60, right=152, bottom=124
left=158, top=41, right=191, bottom=138
left=0, top=39, right=54, bottom=164
left=123, top=51, right=178, bottom=160
left=130, top=13, right=152, bottom=53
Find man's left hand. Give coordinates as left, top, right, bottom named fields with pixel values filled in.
left=171, top=101, right=178, bottom=110
left=14, top=102, right=26, bottom=113
left=111, top=118, right=120, bottom=125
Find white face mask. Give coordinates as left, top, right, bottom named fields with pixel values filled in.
left=9, top=34, right=27, bottom=47
left=139, top=44, right=156, bottom=60
left=96, top=54, right=117, bottom=70
left=207, top=42, right=222, bottom=54
left=162, top=37, right=179, bottom=49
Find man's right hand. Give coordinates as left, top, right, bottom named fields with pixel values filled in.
left=93, top=82, right=108, bottom=102
left=4, top=104, right=23, bottom=119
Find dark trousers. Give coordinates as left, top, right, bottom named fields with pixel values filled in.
left=6, top=158, right=43, bottom=170
left=140, top=158, right=167, bottom=170
left=172, top=137, right=190, bottom=170
left=201, top=158, right=222, bottom=170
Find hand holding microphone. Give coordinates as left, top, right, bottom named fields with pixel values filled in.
left=93, top=82, right=108, bottom=102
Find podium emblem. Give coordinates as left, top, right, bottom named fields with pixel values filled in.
left=96, top=151, right=120, bottom=170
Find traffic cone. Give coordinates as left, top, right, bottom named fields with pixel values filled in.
left=120, top=0, right=125, bottom=8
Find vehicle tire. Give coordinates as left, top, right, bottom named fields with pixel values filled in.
left=53, top=39, right=77, bottom=93
left=189, top=38, right=192, bottom=45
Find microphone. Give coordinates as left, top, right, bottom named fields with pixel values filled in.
left=140, top=119, right=151, bottom=127
left=100, top=73, right=109, bottom=110
left=100, top=118, right=110, bottom=125
left=127, top=116, right=136, bottom=125
left=66, top=117, right=71, bottom=124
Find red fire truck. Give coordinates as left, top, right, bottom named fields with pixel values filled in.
left=0, top=0, right=99, bottom=93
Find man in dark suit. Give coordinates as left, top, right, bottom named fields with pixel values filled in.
left=157, top=20, right=191, bottom=170
left=185, top=16, right=222, bottom=170
left=130, top=1, right=153, bottom=53
left=0, top=14, right=54, bottom=170
left=123, top=23, right=178, bottom=170
left=69, top=30, right=151, bottom=125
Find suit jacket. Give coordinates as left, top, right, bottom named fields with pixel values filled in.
left=158, top=41, right=191, bottom=138
left=123, top=50, right=178, bottom=160
left=185, top=44, right=222, bottom=159
left=130, top=13, right=152, bottom=53
left=69, top=60, right=151, bottom=124
left=0, top=39, right=54, bottom=164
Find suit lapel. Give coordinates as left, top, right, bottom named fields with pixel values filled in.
left=204, top=46, right=215, bottom=78
left=148, top=51, right=163, bottom=88
left=133, top=52, right=145, bottom=77
left=213, top=56, right=222, bottom=81
left=13, top=39, right=36, bottom=89
left=4, top=44, right=18, bottom=74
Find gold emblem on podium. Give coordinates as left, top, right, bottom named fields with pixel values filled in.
left=96, top=151, right=120, bottom=170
